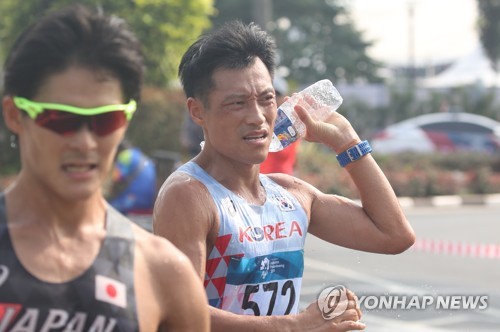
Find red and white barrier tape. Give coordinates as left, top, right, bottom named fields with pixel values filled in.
left=410, top=238, right=500, bottom=259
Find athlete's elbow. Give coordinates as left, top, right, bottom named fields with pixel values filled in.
left=386, top=229, right=416, bottom=254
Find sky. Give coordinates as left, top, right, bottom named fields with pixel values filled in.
left=344, top=0, right=480, bottom=66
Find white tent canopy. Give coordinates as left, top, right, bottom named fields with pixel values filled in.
left=420, top=47, right=500, bottom=88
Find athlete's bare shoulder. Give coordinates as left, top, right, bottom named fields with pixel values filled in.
left=154, top=170, right=217, bottom=231
left=131, top=224, right=209, bottom=331
left=265, top=172, right=317, bottom=210
left=132, top=223, right=194, bottom=280
left=157, top=169, right=207, bottom=200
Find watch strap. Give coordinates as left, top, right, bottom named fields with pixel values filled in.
left=336, top=140, right=372, bottom=167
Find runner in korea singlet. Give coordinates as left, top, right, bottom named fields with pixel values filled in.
left=0, top=194, right=139, bottom=331
left=177, top=161, right=308, bottom=316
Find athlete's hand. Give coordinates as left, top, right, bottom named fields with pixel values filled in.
left=295, top=288, right=365, bottom=331
left=293, top=97, right=360, bottom=154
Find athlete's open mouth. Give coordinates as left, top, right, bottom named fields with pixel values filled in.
left=62, top=163, right=98, bottom=172
left=244, top=130, right=268, bottom=141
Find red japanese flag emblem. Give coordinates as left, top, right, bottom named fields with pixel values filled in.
left=95, top=275, right=127, bottom=308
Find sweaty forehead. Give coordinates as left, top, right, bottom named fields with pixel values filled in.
left=211, top=62, right=273, bottom=97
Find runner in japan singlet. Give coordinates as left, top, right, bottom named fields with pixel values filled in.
left=0, top=194, right=139, bottom=331
left=177, top=161, right=308, bottom=316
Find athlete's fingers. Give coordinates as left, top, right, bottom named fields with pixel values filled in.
left=334, top=320, right=366, bottom=331
left=331, top=308, right=361, bottom=324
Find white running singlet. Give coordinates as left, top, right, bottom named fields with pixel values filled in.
left=176, top=161, right=308, bottom=316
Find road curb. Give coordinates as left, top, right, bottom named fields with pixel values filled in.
left=398, top=193, right=500, bottom=208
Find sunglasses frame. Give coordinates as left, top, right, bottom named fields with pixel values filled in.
left=13, top=96, right=137, bottom=121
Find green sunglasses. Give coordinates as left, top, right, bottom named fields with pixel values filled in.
left=13, top=96, right=137, bottom=136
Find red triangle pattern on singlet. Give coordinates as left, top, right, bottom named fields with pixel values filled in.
left=205, top=234, right=245, bottom=307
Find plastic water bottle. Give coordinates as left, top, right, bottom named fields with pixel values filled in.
left=269, top=79, right=343, bottom=152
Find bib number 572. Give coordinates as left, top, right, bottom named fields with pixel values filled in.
left=241, top=280, right=296, bottom=316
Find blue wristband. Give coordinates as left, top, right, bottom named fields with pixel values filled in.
left=336, top=140, right=372, bottom=167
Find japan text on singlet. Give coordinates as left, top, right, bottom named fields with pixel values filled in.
left=0, top=194, right=139, bottom=331
left=177, top=161, right=308, bottom=316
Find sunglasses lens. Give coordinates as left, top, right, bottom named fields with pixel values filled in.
left=34, top=110, right=127, bottom=136
left=91, top=111, right=128, bottom=136
left=35, top=110, right=84, bottom=135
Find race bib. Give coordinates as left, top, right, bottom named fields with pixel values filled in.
left=222, top=250, right=304, bottom=315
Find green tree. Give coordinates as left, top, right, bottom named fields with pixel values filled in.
left=477, top=0, right=500, bottom=72
left=0, top=0, right=214, bottom=87
left=212, top=0, right=382, bottom=85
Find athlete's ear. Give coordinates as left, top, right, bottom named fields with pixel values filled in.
left=2, top=95, right=24, bottom=135
left=187, top=97, right=205, bottom=127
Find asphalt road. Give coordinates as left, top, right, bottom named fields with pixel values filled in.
left=300, top=205, right=500, bottom=331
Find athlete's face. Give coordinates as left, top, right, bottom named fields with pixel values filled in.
left=5, top=66, right=127, bottom=201
left=199, top=58, right=277, bottom=165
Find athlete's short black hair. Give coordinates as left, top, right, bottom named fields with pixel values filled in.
left=3, top=4, right=144, bottom=103
left=178, top=20, right=277, bottom=103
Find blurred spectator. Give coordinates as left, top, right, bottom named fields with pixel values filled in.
left=260, top=76, right=299, bottom=175
left=109, top=140, right=157, bottom=214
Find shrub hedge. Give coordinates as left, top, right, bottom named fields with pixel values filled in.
left=296, top=142, right=500, bottom=198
